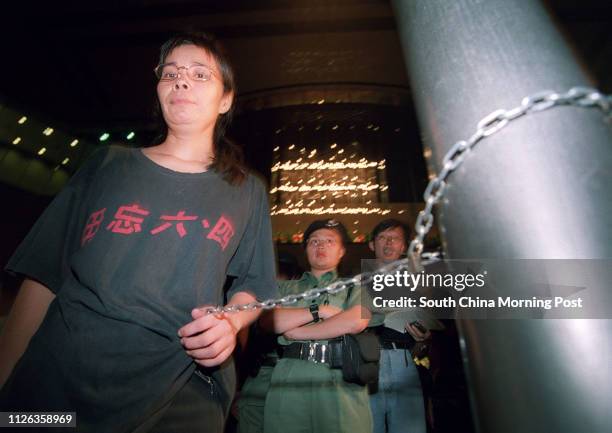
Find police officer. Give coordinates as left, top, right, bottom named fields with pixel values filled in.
left=237, top=225, right=345, bottom=433
left=262, top=219, right=373, bottom=433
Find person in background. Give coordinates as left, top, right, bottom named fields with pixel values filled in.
left=236, top=249, right=332, bottom=433
left=259, top=219, right=373, bottom=433
left=0, top=32, right=277, bottom=433
left=368, top=219, right=429, bottom=433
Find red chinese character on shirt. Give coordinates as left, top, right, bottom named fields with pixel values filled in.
left=206, top=215, right=235, bottom=251
left=106, top=204, right=150, bottom=234
left=150, top=211, right=198, bottom=238
left=81, top=208, right=106, bottom=246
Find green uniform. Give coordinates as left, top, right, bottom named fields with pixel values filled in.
left=263, top=271, right=373, bottom=433
left=238, top=364, right=275, bottom=433
left=237, top=280, right=291, bottom=433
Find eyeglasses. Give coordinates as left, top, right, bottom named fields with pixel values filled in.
left=307, top=238, right=338, bottom=248
left=154, top=63, right=214, bottom=82
left=375, top=235, right=404, bottom=245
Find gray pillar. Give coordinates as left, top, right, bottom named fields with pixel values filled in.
left=392, top=1, right=612, bottom=432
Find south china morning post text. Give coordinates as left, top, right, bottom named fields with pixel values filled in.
left=361, top=259, right=601, bottom=319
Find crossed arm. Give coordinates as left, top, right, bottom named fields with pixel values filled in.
left=260, top=303, right=371, bottom=341
left=0, top=281, right=371, bottom=383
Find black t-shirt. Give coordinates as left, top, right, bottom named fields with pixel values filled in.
left=2, top=146, right=277, bottom=432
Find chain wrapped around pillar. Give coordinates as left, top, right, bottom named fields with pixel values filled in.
left=391, top=1, right=612, bottom=433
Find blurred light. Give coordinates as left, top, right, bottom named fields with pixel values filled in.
left=62, top=157, right=70, bottom=165
left=271, top=206, right=392, bottom=216
left=126, top=131, right=135, bottom=140
left=272, top=160, right=379, bottom=172
left=18, top=116, right=27, bottom=124
left=43, top=127, right=54, bottom=136
left=330, top=143, right=337, bottom=149
left=70, top=139, right=79, bottom=147
left=12, top=137, right=21, bottom=145
left=288, top=144, right=295, bottom=150
left=37, top=147, right=47, bottom=155
left=332, top=125, right=339, bottom=130
left=99, top=133, right=110, bottom=142
left=317, top=99, right=325, bottom=105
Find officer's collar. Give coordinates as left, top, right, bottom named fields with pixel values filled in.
left=301, top=269, right=338, bottom=285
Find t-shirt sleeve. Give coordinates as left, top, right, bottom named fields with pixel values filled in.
left=226, top=175, right=278, bottom=302
left=4, top=148, right=106, bottom=293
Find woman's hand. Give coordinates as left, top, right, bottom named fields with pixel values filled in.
left=178, top=292, right=260, bottom=367
left=178, top=308, right=240, bottom=367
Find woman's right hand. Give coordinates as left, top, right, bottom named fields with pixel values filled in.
left=319, top=304, right=342, bottom=320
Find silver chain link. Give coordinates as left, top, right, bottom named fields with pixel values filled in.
left=206, top=86, right=611, bottom=315
left=408, top=86, right=611, bottom=262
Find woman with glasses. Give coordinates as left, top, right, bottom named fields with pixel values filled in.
left=257, top=219, right=373, bottom=433
left=0, top=33, right=277, bottom=433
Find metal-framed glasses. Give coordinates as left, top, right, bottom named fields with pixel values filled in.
left=307, top=238, right=338, bottom=248
left=154, top=63, right=214, bottom=82
left=375, top=235, right=403, bottom=245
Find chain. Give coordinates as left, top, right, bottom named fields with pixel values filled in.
left=407, top=86, right=611, bottom=262
left=204, top=257, right=417, bottom=315
left=206, top=87, right=610, bottom=315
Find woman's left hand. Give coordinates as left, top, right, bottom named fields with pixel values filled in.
left=178, top=308, right=239, bottom=367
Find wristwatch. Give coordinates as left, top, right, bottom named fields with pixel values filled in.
left=309, top=304, right=320, bottom=323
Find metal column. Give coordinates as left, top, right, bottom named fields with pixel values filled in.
left=391, top=1, right=612, bottom=432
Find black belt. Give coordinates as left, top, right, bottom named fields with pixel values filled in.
left=280, top=340, right=343, bottom=367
